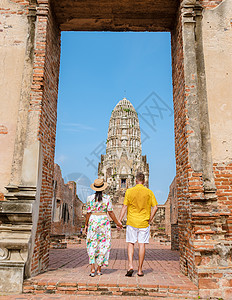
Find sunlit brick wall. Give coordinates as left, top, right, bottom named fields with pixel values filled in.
left=171, top=6, right=198, bottom=282
left=30, top=0, right=61, bottom=276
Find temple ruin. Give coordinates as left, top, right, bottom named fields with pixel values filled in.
left=98, top=98, right=149, bottom=218
left=51, top=164, right=83, bottom=237
left=0, top=0, right=231, bottom=297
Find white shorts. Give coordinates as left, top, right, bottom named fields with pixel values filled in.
left=126, top=225, right=150, bottom=244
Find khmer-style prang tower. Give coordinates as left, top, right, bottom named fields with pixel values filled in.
left=98, top=98, right=149, bottom=218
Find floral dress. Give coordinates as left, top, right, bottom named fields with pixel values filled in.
left=86, top=194, right=113, bottom=266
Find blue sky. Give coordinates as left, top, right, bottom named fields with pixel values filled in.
left=55, top=32, right=176, bottom=204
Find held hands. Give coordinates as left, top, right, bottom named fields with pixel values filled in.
left=117, top=220, right=123, bottom=230
left=108, top=211, right=123, bottom=230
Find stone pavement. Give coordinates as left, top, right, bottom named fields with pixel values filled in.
left=1, top=239, right=199, bottom=299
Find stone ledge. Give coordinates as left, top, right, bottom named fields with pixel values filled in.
left=0, top=202, right=33, bottom=214
left=23, top=281, right=199, bottom=298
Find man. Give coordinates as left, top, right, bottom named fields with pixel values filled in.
left=118, top=172, right=158, bottom=277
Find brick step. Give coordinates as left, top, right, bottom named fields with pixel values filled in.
left=23, top=280, right=199, bottom=299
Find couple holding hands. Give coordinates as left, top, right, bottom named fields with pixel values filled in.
left=84, top=172, right=158, bottom=277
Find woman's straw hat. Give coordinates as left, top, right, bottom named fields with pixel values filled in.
left=90, top=178, right=108, bottom=191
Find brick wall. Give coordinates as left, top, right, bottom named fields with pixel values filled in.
left=171, top=224, right=179, bottom=251
left=171, top=6, right=197, bottom=279
left=171, top=2, right=210, bottom=284
left=30, top=1, right=61, bottom=276
left=165, top=177, right=178, bottom=239
left=164, top=197, right=171, bottom=237
left=27, top=0, right=230, bottom=285
left=214, top=162, right=232, bottom=238
left=169, top=177, right=178, bottom=225
left=24, top=1, right=231, bottom=295
left=4, top=0, right=228, bottom=293
left=171, top=1, right=232, bottom=295
left=199, top=1, right=232, bottom=297
left=0, top=0, right=230, bottom=296
left=51, top=164, right=83, bottom=236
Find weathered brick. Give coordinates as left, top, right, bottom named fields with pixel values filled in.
left=199, top=278, right=218, bottom=289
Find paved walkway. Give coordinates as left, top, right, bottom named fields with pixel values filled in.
left=1, top=239, right=199, bottom=299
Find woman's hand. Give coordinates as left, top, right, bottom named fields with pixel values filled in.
left=84, top=224, right=88, bottom=235
left=84, top=212, right=91, bottom=235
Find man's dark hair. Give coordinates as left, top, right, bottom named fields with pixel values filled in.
left=136, top=172, right=145, bottom=182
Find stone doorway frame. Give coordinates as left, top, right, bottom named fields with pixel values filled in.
left=0, top=0, right=231, bottom=297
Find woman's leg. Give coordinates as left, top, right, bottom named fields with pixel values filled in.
left=96, top=217, right=111, bottom=267
left=86, top=217, right=98, bottom=272
left=97, top=265, right=101, bottom=274
left=91, top=263, right=95, bottom=273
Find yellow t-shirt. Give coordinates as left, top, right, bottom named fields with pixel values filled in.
left=123, top=184, right=158, bottom=228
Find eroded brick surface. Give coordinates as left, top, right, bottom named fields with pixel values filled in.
left=171, top=5, right=201, bottom=282
left=30, top=0, right=61, bottom=276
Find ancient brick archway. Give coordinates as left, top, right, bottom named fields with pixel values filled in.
left=0, top=0, right=232, bottom=297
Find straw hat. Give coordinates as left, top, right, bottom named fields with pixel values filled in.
left=90, top=178, right=108, bottom=191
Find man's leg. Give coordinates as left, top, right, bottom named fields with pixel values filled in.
left=127, top=242, right=134, bottom=270
left=137, top=225, right=150, bottom=275
left=138, top=243, right=145, bottom=275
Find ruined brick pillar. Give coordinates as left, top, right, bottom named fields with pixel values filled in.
left=0, top=0, right=60, bottom=294
left=172, top=0, right=232, bottom=297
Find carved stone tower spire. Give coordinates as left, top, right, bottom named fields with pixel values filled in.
left=98, top=98, right=149, bottom=217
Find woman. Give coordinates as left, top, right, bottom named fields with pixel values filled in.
left=85, top=178, right=122, bottom=277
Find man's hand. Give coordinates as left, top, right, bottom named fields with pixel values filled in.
left=118, top=205, right=127, bottom=223
left=149, top=205, right=158, bottom=226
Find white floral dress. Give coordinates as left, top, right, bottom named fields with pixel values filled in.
left=86, top=194, right=113, bottom=266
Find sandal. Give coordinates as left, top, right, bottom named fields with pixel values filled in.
left=137, top=272, right=144, bottom=277
left=125, top=269, right=134, bottom=277
left=89, top=272, right=95, bottom=277
left=97, top=272, right=102, bottom=276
